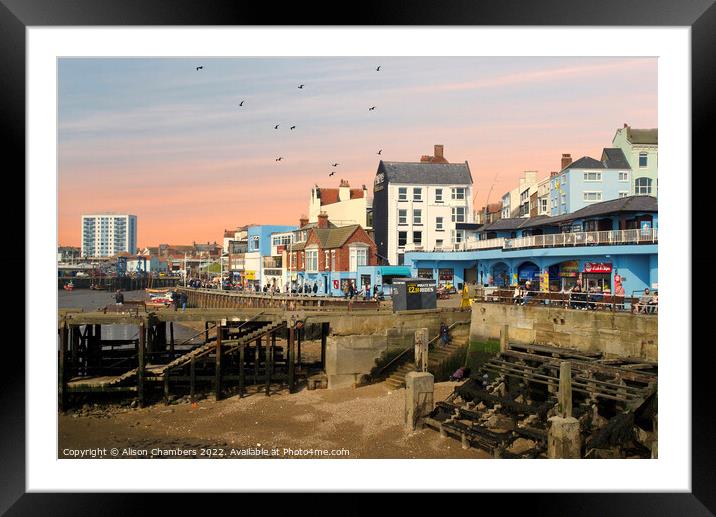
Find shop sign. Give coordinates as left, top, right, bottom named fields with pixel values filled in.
left=245, top=270, right=256, bottom=280
left=559, top=261, right=579, bottom=277
left=583, top=262, right=612, bottom=274
left=374, top=172, right=385, bottom=192
left=438, top=268, right=454, bottom=280
left=540, top=272, right=549, bottom=292
left=333, top=280, right=340, bottom=289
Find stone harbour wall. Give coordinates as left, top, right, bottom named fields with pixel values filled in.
left=470, top=303, right=657, bottom=362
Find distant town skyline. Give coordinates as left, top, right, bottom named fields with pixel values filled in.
left=58, top=56, right=657, bottom=248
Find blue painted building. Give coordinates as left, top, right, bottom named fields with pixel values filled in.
left=406, top=195, right=658, bottom=296
left=550, top=148, right=632, bottom=216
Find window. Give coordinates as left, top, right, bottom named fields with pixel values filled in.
left=618, top=191, right=629, bottom=198
left=398, top=231, right=407, bottom=247
left=635, top=177, right=653, bottom=195
left=398, top=187, right=407, bottom=201
left=436, top=217, right=444, bottom=231
left=349, top=246, right=368, bottom=271
left=451, top=187, right=466, bottom=200
left=413, top=209, right=422, bottom=225
left=583, top=191, right=603, bottom=202
left=451, top=206, right=465, bottom=223
left=619, top=171, right=629, bottom=182
left=306, top=249, right=318, bottom=272
left=435, top=239, right=444, bottom=248
left=413, top=231, right=422, bottom=246
left=413, top=187, right=422, bottom=201
left=583, top=171, right=602, bottom=181
left=451, top=230, right=464, bottom=244
left=435, top=188, right=443, bottom=202
left=540, top=198, right=548, bottom=213
left=639, top=152, right=648, bottom=167
left=398, top=209, right=407, bottom=225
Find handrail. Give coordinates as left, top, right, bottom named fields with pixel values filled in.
left=375, top=320, right=469, bottom=377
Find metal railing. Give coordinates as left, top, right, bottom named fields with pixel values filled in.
left=405, top=229, right=657, bottom=254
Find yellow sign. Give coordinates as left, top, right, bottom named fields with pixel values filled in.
left=245, top=270, right=256, bottom=280
left=540, top=272, right=549, bottom=292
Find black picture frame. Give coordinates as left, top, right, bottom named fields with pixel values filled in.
left=3, top=0, right=710, bottom=513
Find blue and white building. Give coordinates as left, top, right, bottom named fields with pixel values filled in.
left=243, top=224, right=297, bottom=289
left=550, top=148, right=632, bottom=216
left=81, top=213, right=137, bottom=258
left=405, top=196, right=658, bottom=296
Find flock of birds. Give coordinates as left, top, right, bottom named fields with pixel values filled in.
left=195, top=63, right=385, bottom=177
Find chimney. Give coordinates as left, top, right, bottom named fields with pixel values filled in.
left=561, top=153, right=572, bottom=170
left=420, top=155, right=431, bottom=162
left=550, top=171, right=559, bottom=178
left=434, top=144, right=444, bottom=159
left=299, top=216, right=309, bottom=228
left=623, top=123, right=629, bottom=128
left=317, top=212, right=329, bottom=229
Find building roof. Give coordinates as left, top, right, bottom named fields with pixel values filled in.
left=311, top=225, right=362, bottom=249
left=545, top=195, right=658, bottom=226
left=299, top=220, right=338, bottom=231
left=564, top=156, right=605, bottom=170
left=456, top=222, right=483, bottom=231
left=626, top=128, right=658, bottom=145
left=316, top=187, right=365, bottom=206
left=481, top=218, right=534, bottom=232
left=601, top=148, right=631, bottom=169
left=377, top=161, right=473, bottom=185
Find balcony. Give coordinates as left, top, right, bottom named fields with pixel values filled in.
left=404, top=229, right=657, bottom=254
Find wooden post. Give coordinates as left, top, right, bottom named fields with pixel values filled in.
left=164, top=370, right=170, bottom=404
left=59, top=323, right=68, bottom=412
left=169, top=322, right=175, bottom=357
left=288, top=324, right=296, bottom=393
left=254, top=337, right=260, bottom=387
left=138, top=321, right=146, bottom=407
left=265, top=332, right=272, bottom=396
left=215, top=322, right=223, bottom=401
left=271, top=331, right=277, bottom=376
left=320, top=322, right=328, bottom=369
left=297, top=327, right=302, bottom=369
left=499, top=324, right=509, bottom=353
left=558, top=361, right=572, bottom=418
left=239, top=344, right=246, bottom=397
left=190, top=356, right=196, bottom=402
left=205, top=321, right=209, bottom=343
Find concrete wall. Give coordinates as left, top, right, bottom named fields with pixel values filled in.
left=323, top=309, right=470, bottom=389
left=470, top=302, right=657, bottom=362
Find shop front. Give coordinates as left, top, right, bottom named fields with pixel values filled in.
left=438, top=268, right=454, bottom=289
left=582, top=261, right=612, bottom=291
left=549, top=260, right=579, bottom=291
left=517, top=261, right=539, bottom=286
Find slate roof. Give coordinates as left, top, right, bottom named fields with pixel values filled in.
left=563, top=156, right=605, bottom=171
left=311, top=225, right=362, bottom=249
left=481, top=218, right=534, bottom=232
left=545, top=195, right=658, bottom=225
left=601, top=148, right=631, bottom=169
left=377, top=161, right=473, bottom=185
left=626, top=128, right=658, bottom=145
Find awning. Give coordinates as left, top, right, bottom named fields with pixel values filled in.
left=379, top=266, right=412, bottom=276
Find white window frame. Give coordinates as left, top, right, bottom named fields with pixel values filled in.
left=397, top=231, right=407, bottom=248
left=583, top=171, right=602, bottom=182
left=451, top=206, right=466, bottom=223
left=451, top=229, right=464, bottom=244
left=618, top=191, right=629, bottom=198
left=413, top=187, right=422, bottom=202
left=639, top=152, right=648, bottom=168
left=413, top=231, right=422, bottom=246
left=398, top=209, right=407, bottom=225
left=305, top=247, right=319, bottom=273
left=349, top=244, right=369, bottom=272
left=435, top=188, right=443, bottom=203
left=583, top=191, right=603, bottom=203
left=435, top=216, right=444, bottom=231
left=451, top=187, right=466, bottom=200
left=398, top=187, right=407, bottom=201
left=413, top=209, right=422, bottom=225
left=619, top=171, right=629, bottom=182
left=635, top=177, right=653, bottom=195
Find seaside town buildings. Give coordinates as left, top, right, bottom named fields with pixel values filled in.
left=611, top=124, right=658, bottom=198
left=308, top=180, right=371, bottom=230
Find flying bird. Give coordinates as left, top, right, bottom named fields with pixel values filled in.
left=274, top=124, right=280, bottom=129
left=298, top=84, right=304, bottom=89
left=369, top=106, right=376, bottom=111
left=239, top=100, right=245, bottom=107
left=329, top=171, right=335, bottom=177
left=275, top=157, right=284, bottom=161
left=290, top=125, right=296, bottom=130
left=196, top=66, right=203, bottom=71
left=331, top=163, right=340, bottom=167
left=377, top=149, right=383, bottom=155
left=376, top=66, right=381, bottom=71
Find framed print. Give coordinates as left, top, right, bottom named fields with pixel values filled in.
left=3, top=0, right=713, bottom=512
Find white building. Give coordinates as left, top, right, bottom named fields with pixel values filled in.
left=535, top=176, right=551, bottom=216
left=81, top=213, right=137, bottom=258
left=501, top=171, right=539, bottom=219
left=372, top=146, right=474, bottom=265
left=308, top=179, right=369, bottom=228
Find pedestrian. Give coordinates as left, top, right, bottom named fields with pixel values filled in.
left=460, top=283, right=471, bottom=310
left=348, top=281, right=355, bottom=300
left=313, top=282, right=318, bottom=295
left=115, top=289, right=124, bottom=305
left=440, top=322, right=450, bottom=346
left=179, top=292, right=188, bottom=311
left=171, top=291, right=180, bottom=311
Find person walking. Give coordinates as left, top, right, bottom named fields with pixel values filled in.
left=313, top=282, right=318, bottom=296
left=460, top=284, right=471, bottom=310
left=348, top=281, right=355, bottom=300
left=440, top=322, right=450, bottom=347
left=115, top=289, right=124, bottom=306
left=179, top=292, right=188, bottom=311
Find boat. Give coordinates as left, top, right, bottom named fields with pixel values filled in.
left=63, top=282, right=74, bottom=291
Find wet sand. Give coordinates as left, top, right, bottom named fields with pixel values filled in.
left=58, top=381, right=489, bottom=459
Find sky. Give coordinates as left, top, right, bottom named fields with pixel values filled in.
left=58, top=56, right=657, bottom=248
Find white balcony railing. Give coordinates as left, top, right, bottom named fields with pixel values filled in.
left=404, top=229, right=657, bottom=254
